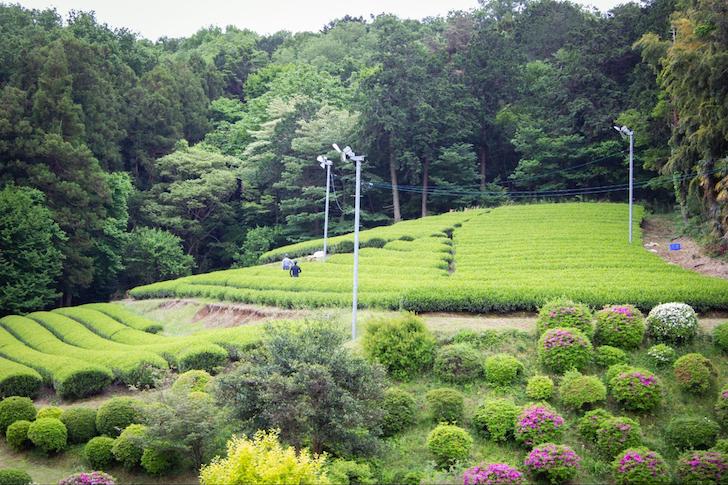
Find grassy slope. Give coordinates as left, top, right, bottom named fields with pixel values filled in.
left=129, top=203, right=728, bottom=311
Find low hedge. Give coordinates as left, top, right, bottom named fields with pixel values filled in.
left=0, top=396, right=36, bottom=434
left=96, top=398, right=144, bottom=437
left=176, top=344, right=228, bottom=373
left=0, top=469, right=32, bottom=485
left=0, top=358, right=43, bottom=399
left=60, top=407, right=98, bottom=444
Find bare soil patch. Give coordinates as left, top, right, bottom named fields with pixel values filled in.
left=192, top=302, right=303, bottom=328
left=642, top=215, right=728, bottom=279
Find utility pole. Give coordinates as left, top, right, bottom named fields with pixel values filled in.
left=317, top=155, right=333, bottom=259
left=614, top=125, right=635, bottom=244
left=333, top=144, right=364, bottom=340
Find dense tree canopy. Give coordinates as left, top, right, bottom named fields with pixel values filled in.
left=0, top=0, right=726, bottom=314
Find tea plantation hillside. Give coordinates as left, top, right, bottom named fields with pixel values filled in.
left=130, top=203, right=728, bottom=312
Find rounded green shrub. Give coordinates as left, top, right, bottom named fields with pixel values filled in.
left=596, top=416, right=643, bottom=458
left=612, top=447, right=670, bottom=485
left=526, top=375, right=554, bottom=400
left=674, top=353, right=716, bottom=394
left=609, top=367, right=662, bottom=411
left=5, top=420, right=31, bottom=451
left=425, top=388, right=464, bottom=424
left=426, top=424, right=473, bottom=468
left=381, top=387, right=417, bottom=436
left=646, top=302, right=699, bottom=344
left=666, top=416, right=719, bottom=450
left=96, top=397, right=143, bottom=437
left=593, top=305, right=645, bottom=349
left=715, top=388, right=728, bottom=428
left=714, top=322, right=728, bottom=352
left=433, top=344, right=482, bottom=383
left=55, top=367, right=113, bottom=400
left=84, top=436, right=116, bottom=469
left=36, top=406, right=62, bottom=420
left=141, top=445, right=177, bottom=476
left=577, top=409, right=614, bottom=442
left=558, top=370, right=607, bottom=409
left=646, top=344, right=677, bottom=367
left=362, top=314, right=437, bottom=380
left=0, top=469, right=32, bottom=485
left=27, top=417, right=67, bottom=453
left=484, top=354, right=524, bottom=386
left=0, top=396, right=36, bottom=435
left=177, top=344, right=228, bottom=373
left=712, top=439, right=728, bottom=454
left=472, top=398, right=519, bottom=442
left=60, top=407, right=97, bottom=444
left=171, top=369, right=212, bottom=393
left=537, top=298, right=593, bottom=336
left=538, top=327, right=592, bottom=374
left=111, top=424, right=147, bottom=469
left=328, top=459, right=375, bottom=485
left=594, top=346, right=628, bottom=368
left=676, top=450, right=728, bottom=484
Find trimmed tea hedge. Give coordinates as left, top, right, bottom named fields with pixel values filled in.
left=82, top=303, right=163, bottom=333
left=0, top=358, right=42, bottom=399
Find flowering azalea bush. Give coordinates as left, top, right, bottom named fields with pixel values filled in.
left=646, top=302, right=699, bottom=343
left=536, top=298, right=593, bottom=336
left=596, top=416, right=643, bottom=458
left=647, top=344, right=676, bottom=366
left=673, top=353, right=716, bottom=394
left=715, top=388, right=728, bottom=427
left=58, top=471, right=117, bottom=485
left=523, top=443, right=581, bottom=483
left=609, top=367, right=662, bottom=411
left=463, top=463, right=525, bottom=485
left=514, top=404, right=565, bottom=446
left=594, top=305, right=645, bottom=349
left=538, top=328, right=592, bottom=374
left=612, top=447, right=670, bottom=485
left=676, top=450, right=728, bottom=484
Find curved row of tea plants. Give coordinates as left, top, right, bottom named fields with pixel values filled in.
left=129, top=203, right=728, bottom=312
left=0, top=305, right=261, bottom=399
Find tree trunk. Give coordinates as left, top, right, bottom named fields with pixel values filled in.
left=421, top=156, right=429, bottom=218
left=673, top=172, right=689, bottom=224
left=389, top=151, right=401, bottom=222
left=701, top=160, right=725, bottom=238
left=479, top=147, right=486, bottom=191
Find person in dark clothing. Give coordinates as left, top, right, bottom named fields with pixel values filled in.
left=289, top=261, right=302, bottom=277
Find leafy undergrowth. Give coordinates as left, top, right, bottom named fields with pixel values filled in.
left=371, top=328, right=728, bottom=484
left=129, top=203, right=728, bottom=312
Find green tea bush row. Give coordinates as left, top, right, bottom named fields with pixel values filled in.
left=82, top=303, right=163, bottom=333
left=0, top=358, right=42, bottom=400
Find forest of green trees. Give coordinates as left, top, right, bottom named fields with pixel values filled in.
left=0, top=0, right=726, bottom=313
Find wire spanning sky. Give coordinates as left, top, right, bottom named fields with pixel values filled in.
left=17, top=0, right=630, bottom=40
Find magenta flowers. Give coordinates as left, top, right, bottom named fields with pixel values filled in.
left=524, top=443, right=581, bottom=482
left=514, top=404, right=565, bottom=446
left=463, top=463, right=525, bottom=485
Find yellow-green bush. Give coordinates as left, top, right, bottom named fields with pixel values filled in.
left=199, top=430, right=330, bottom=484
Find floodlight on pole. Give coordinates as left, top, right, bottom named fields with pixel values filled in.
left=334, top=143, right=364, bottom=340
left=613, top=125, right=635, bottom=244
left=317, top=155, right=333, bottom=259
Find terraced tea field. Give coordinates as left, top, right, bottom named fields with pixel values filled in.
left=130, top=203, right=728, bottom=312
left=0, top=305, right=260, bottom=399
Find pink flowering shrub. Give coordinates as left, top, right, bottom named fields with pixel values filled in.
left=514, top=404, right=565, bottom=446
left=676, top=450, right=728, bottom=484
left=523, top=443, right=581, bottom=483
left=594, top=305, right=645, bottom=349
left=595, top=416, right=643, bottom=458
left=715, top=388, right=728, bottom=427
left=609, top=367, right=662, bottom=411
left=612, top=447, right=670, bottom=485
left=463, top=463, right=525, bottom=485
left=577, top=408, right=613, bottom=442
left=538, top=328, right=592, bottom=374
left=536, top=298, right=593, bottom=336
left=58, top=471, right=117, bottom=485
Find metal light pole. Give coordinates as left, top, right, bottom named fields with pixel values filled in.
left=317, top=155, right=333, bottom=259
left=614, top=125, right=635, bottom=244
left=333, top=144, right=364, bottom=340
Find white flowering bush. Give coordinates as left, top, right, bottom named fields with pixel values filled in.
left=647, top=344, right=677, bottom=366
left=645, top=303, right=698, bottom=343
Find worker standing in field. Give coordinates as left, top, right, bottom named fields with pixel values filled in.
left=289, top=261, right=302, bottom=278
left=281, top=254, right=292, bottom=271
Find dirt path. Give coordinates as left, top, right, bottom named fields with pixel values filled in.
left=642, top=215, right=728, bottom=279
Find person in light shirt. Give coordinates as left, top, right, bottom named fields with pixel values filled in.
left=281, top=254, right=292, bottom=270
